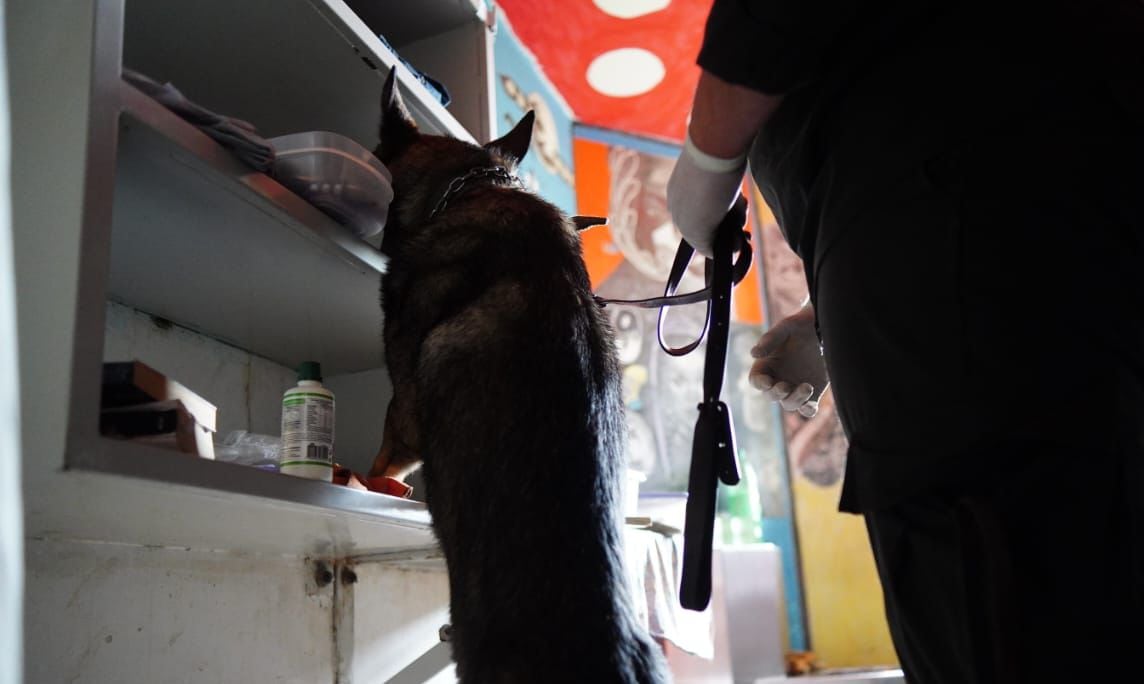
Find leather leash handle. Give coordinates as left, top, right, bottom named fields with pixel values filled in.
left=655, top=242, right=711, bottom=356
left=680, top=401, right=721, bottom=610
left=704, top=198, right=743, bottom=488
left=679, top=195, right=747, bottom=611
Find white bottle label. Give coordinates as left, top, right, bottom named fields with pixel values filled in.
left=280, top=393, right=334, bottom=466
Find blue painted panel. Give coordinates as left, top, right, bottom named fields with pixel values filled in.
left=493, top=17, right=577, bottom=214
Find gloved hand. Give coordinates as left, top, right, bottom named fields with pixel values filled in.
left=749, top=305, right=829, bottom=417
left=666, top=132, right=747, bottom=258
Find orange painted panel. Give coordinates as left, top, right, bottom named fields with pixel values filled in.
left=573, top=138, right=624, bottom=288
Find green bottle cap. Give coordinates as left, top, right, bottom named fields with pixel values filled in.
left=297, top=361, right=322, bottom=382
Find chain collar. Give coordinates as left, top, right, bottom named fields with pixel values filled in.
left=428, top=166, right=523, bottom=221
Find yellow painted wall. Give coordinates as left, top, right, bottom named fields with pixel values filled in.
left=790, top=472, right=897, bottom=668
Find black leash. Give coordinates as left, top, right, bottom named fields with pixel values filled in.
left=592, top=195, right=751, bottom=611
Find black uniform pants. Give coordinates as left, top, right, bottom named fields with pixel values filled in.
left=865, top=446, right=1144, bottom=683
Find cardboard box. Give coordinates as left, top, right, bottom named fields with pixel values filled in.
left=101, top=360, right=218, bottom=459
left=101, top=399, right=215, bottom=459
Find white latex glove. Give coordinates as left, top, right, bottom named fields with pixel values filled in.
left=666, top=133, right=747, bottom=258
left=749, top=305, right=829, bottom=417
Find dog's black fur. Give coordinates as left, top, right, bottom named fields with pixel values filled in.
left=371, top=69, right=669, bottom=684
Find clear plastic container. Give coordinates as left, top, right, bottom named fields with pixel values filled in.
left=269, top=131, right=393, bottom=239
left=214, top=430, right=281, bottom=472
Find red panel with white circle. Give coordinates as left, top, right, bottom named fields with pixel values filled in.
left=496, top=0, right=713, bottom=143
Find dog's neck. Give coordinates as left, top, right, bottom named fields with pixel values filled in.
left=427, top=165, right=522, bottom=221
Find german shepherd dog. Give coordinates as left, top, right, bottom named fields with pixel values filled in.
left=369, top=69, right=669, bottom=684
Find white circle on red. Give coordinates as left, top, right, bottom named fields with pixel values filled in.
left=592, top=0, right=670, bottom=19
left=586, top=48, right=665, bottom=97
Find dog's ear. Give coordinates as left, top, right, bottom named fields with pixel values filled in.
left=485, top=110, right=534, bottom=163
left=377, top=67, right=419, bottom=163
left=571, top=216, right=607, bottom=231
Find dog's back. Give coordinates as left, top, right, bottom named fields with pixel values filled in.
left=372, top=71, right=670, bottom=684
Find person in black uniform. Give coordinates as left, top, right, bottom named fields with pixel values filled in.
left=666, top=1, right=1144, bottom=681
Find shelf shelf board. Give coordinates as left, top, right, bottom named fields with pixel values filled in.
left=108, top=81, right=389, bottom=375
left=342, top=0, right=487, bottom=47
left=312, top=0, right=481, bottom=141
left=123, top=0, right=475, bottom=145
left=36, top=438, right=437, bottom=558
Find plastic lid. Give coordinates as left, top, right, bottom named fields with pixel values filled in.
left=297, top=361, right=322, bottom=382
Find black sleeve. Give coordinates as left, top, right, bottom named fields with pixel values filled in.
left=697, top=0, right=869, bottom=94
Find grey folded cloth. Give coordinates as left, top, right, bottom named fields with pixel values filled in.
left=123, top=68, right=275, bottom=171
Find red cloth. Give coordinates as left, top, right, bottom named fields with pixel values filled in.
left=332, top=466, right=413, bottom=498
